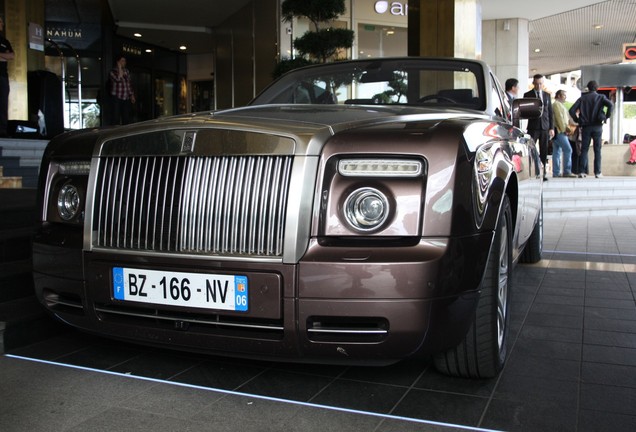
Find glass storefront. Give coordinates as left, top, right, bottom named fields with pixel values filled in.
left=357, top=24, right=407, bottom=58
left=282, top=0, right=408, bottom=62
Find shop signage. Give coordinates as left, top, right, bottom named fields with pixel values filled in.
left=29, top=23, right=44, bottom=51
left=46, top=26, right=82, bottom=39
left=123, top=44, right=143, bottom=56
left=374, top=1, right=408, bottom=16
left=624, top=43, right=636, bottom=63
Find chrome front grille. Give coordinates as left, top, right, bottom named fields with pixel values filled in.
left=93, top=155, right=293, bottom=256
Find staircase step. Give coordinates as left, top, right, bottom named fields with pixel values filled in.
left=0, top=176, right=22, bottom=188
left=0, top=296, right=66, bottom=353
left=545, top=204, right=636, bottom=219
left=0, top=189, right=37, bottom=227
left=0, top=161, right=40, bottom=188
left=0, top=269, right=34, bottom=303
left=545, top=195, right=636, bottom=209
left=0, top=156, right=20, bottom=169
left=0, top=139, right=47, bottom=184
left=542, top=176, right=636, bottom=218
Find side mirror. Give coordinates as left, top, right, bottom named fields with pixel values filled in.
left=511, top=98, right=543, bottom=127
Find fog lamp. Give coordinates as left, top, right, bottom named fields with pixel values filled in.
left=57, top=184, right=81, bottom=221
left=344, top=188, right=389, bottom=231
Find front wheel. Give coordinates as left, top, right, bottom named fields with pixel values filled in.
left=433, top=195, right=512, bottom=378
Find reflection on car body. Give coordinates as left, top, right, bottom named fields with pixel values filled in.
left=33, top=57, right=543, bottom=379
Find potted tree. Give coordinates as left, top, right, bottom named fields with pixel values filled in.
left=274, top=0, right=354, bottom=78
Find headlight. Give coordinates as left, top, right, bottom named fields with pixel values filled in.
left=344, top=187, right=389, bottom=231
left=57, top=184, right=81, bottom=221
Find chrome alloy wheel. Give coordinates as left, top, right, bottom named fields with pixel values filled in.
left=496, top=215, right=509, bottom=351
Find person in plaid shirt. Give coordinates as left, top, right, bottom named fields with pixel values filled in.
left=109, top=55, right=136, bottom=125
left=0, top=16, right=14, bottom=137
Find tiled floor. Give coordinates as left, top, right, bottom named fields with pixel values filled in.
left=2, top=216, right=636, bottom=432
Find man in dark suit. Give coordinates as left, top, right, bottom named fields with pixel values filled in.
left=524, top=74, right=554, bottom=181
left=505, top=78, right=519, bottom=106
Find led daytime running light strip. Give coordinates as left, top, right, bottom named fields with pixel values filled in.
left=338, top=159, right=422, bottom=177
left=59, top=161, right=91, bottom=175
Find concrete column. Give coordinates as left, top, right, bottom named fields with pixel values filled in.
left=5, top=0, right=45, bottom=122
left=482, top=18, right=529, bottom=89
left=408, top=0, right=481, bottom=59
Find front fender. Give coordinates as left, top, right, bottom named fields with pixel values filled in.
left=472, top=141, right=515, bottom=232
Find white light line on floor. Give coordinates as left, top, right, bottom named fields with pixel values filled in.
left=527, top=258, right=636, bottom=273
left=544, top=249, right=636, bottom=258
left=527, top=250, right=636, bottom=272
left=5, top=354, right=502, bottom=432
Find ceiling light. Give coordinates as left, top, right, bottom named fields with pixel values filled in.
left=145, top=49, right=152, bottom=53
left=134, top=32, right=142, bottom=37
left=386, top=30, right=394, bottom=35
left=534, top=48, right=541, bottom=53
left=179, top=45, right=187, bottom=50
left=593, top=24, right=603, bottom=30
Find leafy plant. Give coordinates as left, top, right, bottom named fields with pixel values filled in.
left=375, top=71, right=408, bottom=103
left=275, top=0, right=354, bottom=77
left=282, top=0, right=347, bottom=31
left=272, top=57, right=317, bottom=79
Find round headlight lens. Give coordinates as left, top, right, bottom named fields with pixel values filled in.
left=344, top=188, right=389, bottom=231
left=57, top=184, right=81, bottom=221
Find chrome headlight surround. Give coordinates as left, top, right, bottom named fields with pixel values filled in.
left=343, top=187, right=390, bottom=232
left=321, top=155, right=425, bottom=237
left=57, top=184, right=82, bottom=221
left=44, top=160, right=90, bottom=224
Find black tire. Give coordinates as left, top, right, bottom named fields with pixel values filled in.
left=520, top=198, right=543, bottom=264
left=433, top=195, right=512, bottom=378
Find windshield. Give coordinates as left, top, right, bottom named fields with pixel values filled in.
left=251, top=58, right=486, bottom=110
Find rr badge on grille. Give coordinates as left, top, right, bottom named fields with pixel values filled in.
left=182, top=131, right=197, bottom=153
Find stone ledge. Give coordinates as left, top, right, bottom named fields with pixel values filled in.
left=0, top=176, right=23, bottom=188
left=551, top=143, right=636, bottom=176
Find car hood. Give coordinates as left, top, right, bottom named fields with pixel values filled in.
left=45, top=104, right=489, bottom=160
left=154, top=104, right=488, bottom=155
left=210, top=104, right=485, bottom=133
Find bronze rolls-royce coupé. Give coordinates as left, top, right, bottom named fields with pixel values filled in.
left=33, top=57, right=543, bottom=378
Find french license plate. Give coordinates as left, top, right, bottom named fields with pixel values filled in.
left=112, top=267, right=248, bottom=312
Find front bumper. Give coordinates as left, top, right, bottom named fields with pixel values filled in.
left=33, top=232, right=491, bottom=365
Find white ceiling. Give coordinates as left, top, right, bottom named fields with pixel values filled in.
left=107, top=0, right=636, bottom=76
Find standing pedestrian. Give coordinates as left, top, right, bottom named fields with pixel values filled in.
left=568, top=80, right=613, bottom=178
left=626, top=137, right=636, bottom=165
left=0, top=16, right=15, bottom=137
left=109, top=55, right=136, bottom=125
left=551, top=90, right=576, bottom=177
left=505, top=78, right=519, bottom=106
left=569, top=125, right=583, bottom=175
left=524, top=74, right=554, bottom=181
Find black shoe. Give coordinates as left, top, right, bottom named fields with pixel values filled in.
left=543, top=177, right=549, bottom=181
